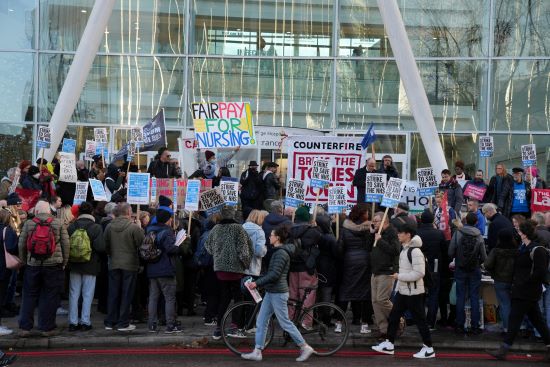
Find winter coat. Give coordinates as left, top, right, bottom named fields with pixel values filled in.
left=352, top=167, right=380, bottom=203
left=21, top=176, right=42, bottom=191
left=486, top=174, right=514, bottom=209
left=243, top=221, right=267, bottom=276
left=289, top=221, right=323, bottom=274
left=145, top=223, right=182, bottom=278
left=18, top=213, right=70, bottom=268
left=104, top=217, right=145, bottom=272
left=501, top=179, right=531, bottom=218
left=390, top=212, right=418, bottom=232
left=484, top=248, right=516, bottom=283
left=368, top=225, right=400, bottom=275
left=511, top=242, right=548, bottom=301
left=67, top=214, right=105, bottom=275
left=262, top=213, right=291, bottom=249
left=396, top=235, right=425, bottom=296
left=240, top=169, right=264, bottom=202
left=379, top=164, right=400, bottom=179
left=0, top=224, right=18, bottom=281
left=262, top=171, right=281, bottom=200
left=255, top=244, right=295, bottom=293
left=147, top=159, right=181, bottom=179
left=315, top=215, right=341, bottom=288
left=205, top=219, right=253, bottom=274
left=339, top=219, right=372, bottom=301
left=416, top=223, right=447, bottom=273
left=535, top=226, right=550, bottom=248
left=486, top=213, right=513, bottom=252
left=0, top=177, right=12, bottom=200
left=438, top=178, right=464, bottom=214
left=448, top=225, right=487, bottom=271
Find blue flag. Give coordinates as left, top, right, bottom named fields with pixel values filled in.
left=360, top=123, right=376, bottom=149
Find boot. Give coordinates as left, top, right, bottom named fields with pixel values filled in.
left=487, top=344, right=509, bottom=360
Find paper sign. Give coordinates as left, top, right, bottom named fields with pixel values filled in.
left=245, top=278, right=263, bottom=303
left=191, top=102, right=256, bottom=148
left=59, top=153, right=77, bottom=183
left=464, top=184, right=487, bottom=201
left=89, top=179, right=107, bottom=201
left=521, top=144, right=536, bottom=166
left=95, top=143, right=108, bottom=157
left=150, top=178, right=157, bottom=204
left=127, top=172, right=151, bottom=205
left=416, top=168, right=438, bottom=196
left=131, top=127, right=144, bottom=148
left=127, top=141, right=137, bottom=162
left=328, top=186, right=347, bottom=214
left=173, top=179, right=178, bottom=209
left=184, top=179, right=201, bottom=211
left=94, top=128, right=108, bottom=143
left=62, top=138, right=77, bottom=154
left=365, top=173, right=387, bottom=203
left=285, top=179, right=306, bottom=208
left=36, top=126, right=51, bottom=149
left=8, top=169, right=20, bottom=195
left=73, top=181, right=89, bottom=205
left=85, top=140, right=97, bottom=161
left=310, top=159, right=331, bottom=189
left=479, top=136, right=494, bottom=158
left=200, top=188, right=225, bottom=215
left=381, top=177, right=406, bottom=208
left=531, top=189, right=550, bottom=213
left=219, top=180, right=239, bottom=206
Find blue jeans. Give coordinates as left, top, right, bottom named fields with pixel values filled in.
left=426, top=272, right=440, bottom=327
left=255, top=292, right=305, bottom=350
left=68, top=272, right=97, bottom=326
left=455, top=268, right=481, bottom=329
left=493, top=281, right=511, bottom=331
left=104, top=269, right=137, bottom=328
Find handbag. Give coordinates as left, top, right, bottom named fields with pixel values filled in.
left=3, top=228, right=23, bottom=270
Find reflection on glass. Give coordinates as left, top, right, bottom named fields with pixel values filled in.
left=0, top=125, right=34, bottom=175
left=0, top=52, right=34, bottom=122
left=192, top=0, right=333, bottom=56
left=491, top=134, right=548, bottom=181
left=189, top=58, right=332, bottom=129
left=39, top=54, right=185, bottom=125
left=491, top=60, right=550, bottom=132
left=40, top=0, right=185, bottom=53
left=336, top=133, right=406, bottom=155
left=0, top=0, right=36, bottom=50
left=337, top=60, right=486, bottom=131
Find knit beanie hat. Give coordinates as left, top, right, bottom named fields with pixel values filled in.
left=295, top=206, right=311, bottom=222
left=6, top=193, right=22, bottom=206
left=420, top=209, right=435, bottom=224
left=205, top=150, right=215, bottom=161
left=158, top=195, right=172, bottom=208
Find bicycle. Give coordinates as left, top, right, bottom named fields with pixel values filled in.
left=221, top=284, right=349, bottom=356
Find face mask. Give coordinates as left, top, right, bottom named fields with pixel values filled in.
left=209, top=158, right=216, bottom=163
left=33, top=173, right=40, bottom=179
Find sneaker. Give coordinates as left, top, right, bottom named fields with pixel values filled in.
left=245, top=327, right=257, bottom=334
left=0, top=326, right=13, bottom=336
left=56, top=307, right=69, bottom=316
left=165, top=325, right=183, bottom=334
left=0, top=354, right=16, bottom=366
left=296, top=345, right=315, bottom=362
left=301, top=323, right=313, bottom=331
left=41, top=329, right=60, bottom=337
left=227, top=329, right=246, bottom=338
left=487, top=344, right=509, bottom=360
left=68, top=324, right=80, bottom=332
left=212, top=328, right=222, bottom=340
left=104, top=326, right=113, bottom=330
left=360, top=324, right=371, bottom=334
left=372, top=340, right=395, bottom=355
left=241, top=348, right=262, bottom=361
left=334, top=321, right=342, bottom=333
left=413, top=345, right=436, bottom=359
left=117, top=324, right=136, bottom=331
left=148, top=323, right=158, bottom=333
left=80, top=324, right=93, bottom=331
left=204, top=320, right=217, bottom=326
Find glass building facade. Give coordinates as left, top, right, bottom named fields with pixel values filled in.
left=0, top=0, right=548, bottom=180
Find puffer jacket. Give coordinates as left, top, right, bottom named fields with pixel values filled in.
left=67, top=214, right=105, bottom=275
left=205, top=219, right=253, bottom=274
left=368, top=225, right=400, bottom=275
left=484, top=248, right=516, bottom=283
left=104, top=216, right=145, bottom=272
left=255, top=243, right=295, bottom=293
left=339, top=219, right=372, bottom=301
left=18, top=213, right=70, bottom=267
left=243, top=221, right=267, bottom=276
left=396, top=235, right=425, bottom=296
left=289, top=221, right=323, bottom=274
left=145, top=223, right=182, bottom=278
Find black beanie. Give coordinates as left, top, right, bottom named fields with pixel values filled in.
left=158, top=195, right=172, bottom=207
left=156, top=209, right=172, bottom=224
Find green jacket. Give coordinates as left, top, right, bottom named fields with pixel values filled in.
left=104, top=217, right=145, bottom=272
left=484, top=247, right=516, bottom=283
left=255, top=244, right=294, bottom=293
left=18, top=213, right=70, bottom=267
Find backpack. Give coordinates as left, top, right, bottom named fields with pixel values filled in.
left=139, top=231, right=162, bottom=263
left=26, top=217, right=56, bottom=261
left=529, top=246, right=550, bottom=285
left=292, top=227, right=321, bottom=275
left=193, top=231, right=213, bottom=267
left=406, top=247, right=434, bottom=292
left=69, top=228, right=92, bottom=263
left=457, top=232, right=480, bottom=272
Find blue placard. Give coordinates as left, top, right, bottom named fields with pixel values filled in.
left=522, top=159, right=536, bottom=166
left=185, top=180, right=201, bottom=211
left=89, top=179, right=107, bottom=201
left=381, top=197, right=400, bottom=208
left=285, top=197, right=303, bottom=208
left=173, top=179, right=178, bottom=209
left=127, top=173, right=151, bottom=205
left=365, top=193, right=383, bottom=203
left=310, top=178, right=329, bottom=190
left=95, top=143, right=108, bottom=157
left=62, top=138, right=77, bottom=154
left=418, top=187, right=437, bottom=197
left=480, top=150, right=492, bottom=158
left=36, top=141, right=50, bottom=149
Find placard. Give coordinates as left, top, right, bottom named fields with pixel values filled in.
left=36, top=126, right=51, bottom=149
left=73, top=181, right=89, bottom=205
left=62, top=138, right=77, bottom=154
left=200, top=188, right=225, bottom=215
left=127, top=141, right=137, bottom=161
left=285, top=179, right=305, bottom=208
left=94, top=128, right=108, bottom=143
left=521, top=144, right=536, bottom=166
left=89, top=179, right=107, bottom=201
left=531, top=189, right=550, bottom=213
left=463, top=184, right=487, bottom=202
left=416, top=167, right=438, bottom=196
left=328, top=186, right=347, bottom=214
left=381, top=177, right=406, bottom=208
left=127, top=172, right=151, bottom=205
left=172, top=179, right=178, bottom=209
left=219, top=180, right=239, bottom=206
left=365, top=173, right=387, bottom=203
left=58, top=153, right=77, bottom=183
left=150, top=177, right=157, bottom=204
left=131, top=127, right=144, bottom=148
left=184, top=179, right=201, bottom=211
left=310, top=159, right=331, bottom=189
left=479, top=136, right=494, bottom=158
left=95, top=143, right=108, bottom=157
left=85, top=140, right=97, bottom=161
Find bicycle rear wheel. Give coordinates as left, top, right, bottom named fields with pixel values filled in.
left=221, top=301, right=274, bottom=356
left=298, top=302, right=349, bottom=356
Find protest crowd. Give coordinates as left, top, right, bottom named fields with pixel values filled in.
left=0, top=128, right=548, bottom=364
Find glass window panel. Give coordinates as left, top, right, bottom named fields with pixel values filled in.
left=189, top=58, right=332, bottom=129
left=491, top=59, right=550, bottom=132
left=0, top=124, right=34, bottom=176
left=0, top=0, right=36, bottom=50
left=337, top=60, right=487, bottom=131
left=40, top=0, right=185, bottom=54
left=38, top=54, right=185, bottom=125
left=491, top=134, right=549, bottom=182
left=0, top=52, right=34, bottom=123
left=192, top=0, right=333, bottom=56
left=493, top=0, right=550, bottom=57
left=339, top=0, right=490, bottom=57
left=336, top=133, right=406, bottom=155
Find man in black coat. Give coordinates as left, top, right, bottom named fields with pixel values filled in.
left=353, top=157, right=379, bottom=203
left=482, top=203, right=513, bottom=252
left=486, top=164, right=514, bottom=214
left=262, top=162, right=281, bottom=201
left=147, top=147, right=181, bottom=179
left=240, top=161, right=264, bottom=217
left=379, top=155, right=400, bottom=179
left=390, top=202, right=418, bottom=232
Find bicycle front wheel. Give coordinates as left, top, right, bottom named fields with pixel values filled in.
left=298, top=302, right=349, bottom=356
left=221, top=301, right=274, bottom=356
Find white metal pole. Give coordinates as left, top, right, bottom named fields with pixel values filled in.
left=376, top=0, right=448, bottom=178
left=42, top=0, right=117, bottom=162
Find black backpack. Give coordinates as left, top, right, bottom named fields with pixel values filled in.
left=292, top=226, right=321, bottom=275
left=457, top=232, right=480, bottom=272
left=139, top=231, right=163, bottom=263
left=406, top=247, right=434, bottom=292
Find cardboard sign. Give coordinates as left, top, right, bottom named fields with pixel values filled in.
left=191, top=102, right=256, bottom=148
left=200, top=188, right=225, bottom=215
left=310, top=159, right=332, bottom=189
left=89, top=179, right=107, bottom=202
left=381, top=177, right=406, bottom=208
left=131, top=127, right=144, bottom=147
left=521, top=144, right=536, bottom=166
left=365, top=173, right=387, bottom=203
left=95, top=143, right=108, bottom=157
left=58, top=153, right=77, bottom=183
left=184, top=179, right=201, bottom=211
left=73, top=181, right=89, bottom=205
left=127, top=172, right=151, bottom=205
left=36, top=126, right=51, bottom=149
left=285, top=179, right=305, bottom=208
left=416, top=167, right=438, bottom=196
left=479, top=136, right=494, bottom=158
left=464, top=184, right=487, bottom=201
left=85, top=140, right=97, bottom=161
left=8, top=169, right=20, bottom=195
left=328, top=186, right=347, bottom=214
left=62, top=138, right=77, bottom=154
left=532, top=189, right=550, bottom=213
left=219, top=180, right=239, bottom=206
left=94, top=128, right=108, bottom=143
left=127, top=141, right=137, bottom=161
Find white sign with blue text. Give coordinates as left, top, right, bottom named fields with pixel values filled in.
left=328, top=186, right=347, bottom=214
left=285, top=179, right=305, bottom=208
left=310, top=159, right=331, bottom=190
left=479, top=136, right=494, bottom=158
left=416, top=168, right=438, bottom=196
left=89, top=179, right=107, bottom=202
left=200, top=188, right=225, bottom=216
left=381, top=177, right=406, bottom=208
left=219, top=180, right=239, bottom=206
left=36, top=127, right=51, bottom=149
left=365, top=173, right=386, bottom=203
left=184, top=179, right=201, bottom=211
left=521, top=144, right=537, bottom=166
left=73, top=181, right=89, bottom=205
left=127, top=172, right=151, bottom=205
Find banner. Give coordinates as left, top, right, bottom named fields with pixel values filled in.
left=94, top=128, right=108, bottom=143
left=219, top=180, right=239, bottom=206
left=59, top=153, right=77, bottom=183
left=521, top=144, right=537, bottom=166
left=328, top=186, right=347, bottom=214
left=85, top=140, right=97, bottom=161
left=286, top=136, right=363, bottom=204
left=464, top=184, right=487, bottom=201
left=191, top=102, right=256, bottom=148
left=381, top=178, right=406, bottom=208
left=113, top=110, right=167, bottom=160
left=89, top=179, right=107, bottom=202
left=310, top=159, right=332, bottom=190
left=36, top=126, right=51, bottom=149
left=285, top=179, right=305, bottom=208
left=200, top=188, right=225, bottom=215
left=531, top=189, right=550, bottom=213
left=479, top=136, right=494, bottom=158
left=365, top=173, right=387, bottom=203
left=73, top=181, right=89, bottom=205
left=416, top=167, right=438, bottom=196
left=184, top=179, right=201, bottom=211
left=127, top=172, right=151, bottom=205
left=62, top=138, right=77, bottom=154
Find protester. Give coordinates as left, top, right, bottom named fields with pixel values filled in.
left=503, top=167, right=531, bottom=219
left=0, top=168, right=16, bottom=201
left=390, top=202, right=417, bottom=232
left=438, top=169, right=463, bottom=214
left=0, top=209, right=19, bottom=336
left=483, top=203, right=513, bottom=252
left=486, top=163, right=513, bottom=214
left=314, top=211, right=340, bottom=305
left=21, top=166, right=41, bottom=191
left=147, top=147, right=181, bottom=179
left=463, top=170, right=489, bottom=203
left=353, top=157, right=379, bottom=203
left=240, top=161, right=264, bottom=216
left=433, top=191, right=457, bottom=236
left=212, top=167, right=231, bottom=187
left=467, top=199, right=486, bottom=235
left=452, top=160, right=471, bottom=181
left=262, top=162, right=281, bottom=201
left=105, top=164, right=126, bottom=202
left=243, top=210, right=268, bottom=277
left=525, top=167, right=547, bottom=189
left=532, top=212, right=550, bottom=247
left=49, top=196, right=62, bottom=216
left=379, top=155, right=400, bottom=179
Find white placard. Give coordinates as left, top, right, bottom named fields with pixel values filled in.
left=89, top=179, right=107, bottom=202
left=479, top=136, right=494, bottom=158
left=59, top=153, right=78, bottom=183
left=94, top=128, right=108, bottom=143
left=416, top=167, right=438, bottom=196
left=328, top=186, right=347, bottom=214
left=310, top=158, right=331, bottom=189
left=521, top=144, right=537, bottom=166
left=285, top=179, right=306, bottom=208
left=73, top=181, right=89, bottom=205
left=381, top=177, right=406, bottom=208
left=85, top=140, right=97, bottom=161
left=365, top=173, right=387, bottom=203
left=36, top=126, right=51, bottom=149
left=200, top=188, right=225, bottom=215
left=219, top=180, right=239, bottom=206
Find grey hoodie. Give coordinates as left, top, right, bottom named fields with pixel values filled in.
left=448, top=225, right=487, bottom=270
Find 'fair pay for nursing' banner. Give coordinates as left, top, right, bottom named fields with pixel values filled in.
left=191, top=102, right=256, bottom=148
left=286, top=136, right=363, bottom=204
